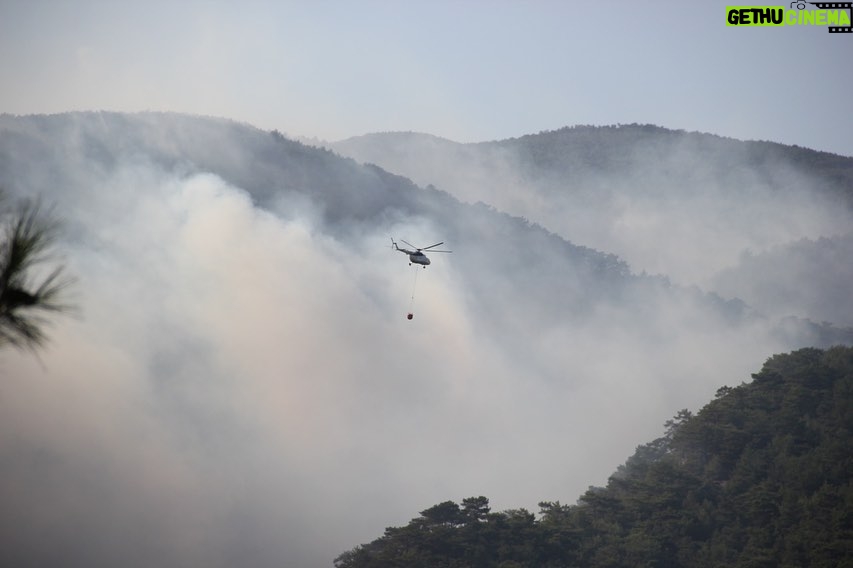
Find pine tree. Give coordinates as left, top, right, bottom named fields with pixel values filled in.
left=0, top=196, right=72, bottom=350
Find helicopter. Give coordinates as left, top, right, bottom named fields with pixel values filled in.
left=391, top=238, right=451, bottom=267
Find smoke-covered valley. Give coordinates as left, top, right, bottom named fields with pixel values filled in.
left=0, top=112, right=850, bottom=568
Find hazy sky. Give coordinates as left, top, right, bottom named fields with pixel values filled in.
left=1, top=0, right=851, bottom=156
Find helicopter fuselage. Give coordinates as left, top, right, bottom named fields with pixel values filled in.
left=409, top=252, right=430, bottom=265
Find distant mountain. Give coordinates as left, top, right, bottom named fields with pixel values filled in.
left=335, top=345, right=853, bottom=568
left=330, top=126, right=853, bottom=325
left=0, top=113, right=630, bottom=327
left=330, top=125, right=853, bottom=211
left=0, top=113, right=849, bottom=345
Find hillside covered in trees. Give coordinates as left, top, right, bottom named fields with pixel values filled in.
left=335, top=346, right=853, bottom=568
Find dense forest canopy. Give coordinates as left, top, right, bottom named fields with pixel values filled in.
left=335, top=346, right=853, bottom=568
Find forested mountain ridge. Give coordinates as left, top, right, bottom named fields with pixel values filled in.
left=335, top=346, right=853, bottom=568
left=4, top=112, right=846, bottom=343
left=4, top=111, right=836, bottom=336
left=491, top=125, right=853, bottom=197
left=331, top=125, right=853, bottom=208
left=0, top=112, right=638, bottom=326
left=330, top=125, right=853, bottom=326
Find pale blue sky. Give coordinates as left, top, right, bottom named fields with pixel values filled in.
left=1, top=0, right=851, bottom=155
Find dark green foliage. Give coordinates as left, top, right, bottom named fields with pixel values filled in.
left=336, top=347, right=853, bottom=567
left=0, top=197, right=72, bottom=349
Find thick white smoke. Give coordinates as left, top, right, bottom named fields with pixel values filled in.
left=1, top=116, right=846, bottom=567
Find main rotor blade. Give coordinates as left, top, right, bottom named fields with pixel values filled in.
left=426, top=250, right=452, bottom=253
left=422, top=242, right=445, bottom=250
left=401, top=239, right=418, bottom=250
